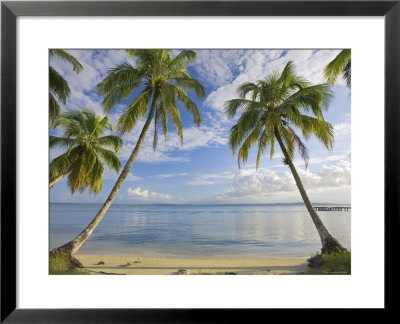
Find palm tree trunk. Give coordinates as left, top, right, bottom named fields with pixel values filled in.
left=50, top=91, right=160, bottom=258
left=49, top=169, right=70, bottom=188
left=275, top=130, right=345, bottom=254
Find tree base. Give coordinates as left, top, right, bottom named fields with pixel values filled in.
left=69, top=255, right=83, bottom=268
left=307, top=254, right=324, bottom=269
left=49, top=247, right=83, bottom=270
left=321, top=236, right=347, bottom=254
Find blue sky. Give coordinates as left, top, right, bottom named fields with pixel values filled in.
left=50, top=49, right=351, bottom=205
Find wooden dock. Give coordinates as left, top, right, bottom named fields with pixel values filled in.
left=314, top=206, right=351, bottom=211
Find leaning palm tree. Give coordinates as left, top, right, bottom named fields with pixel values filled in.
left=324, top=49, right=351, bottom=89
left=49, top=109, right=122, bottom=195
left=225, top=61, right=345, bottom=254
left=49, top=49, right=83, bottom=128
left=50, top=49, right=205, bottom=258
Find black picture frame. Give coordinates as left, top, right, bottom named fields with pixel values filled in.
left=1, top=0, right=399, bottom=322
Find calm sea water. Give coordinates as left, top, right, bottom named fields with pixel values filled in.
left=50, top=203, right=351, bottom=258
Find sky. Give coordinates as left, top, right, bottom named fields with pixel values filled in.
left=49, top=49, right=351, bottom=205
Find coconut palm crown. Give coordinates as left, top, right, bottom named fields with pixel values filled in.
left=49, top=108, right=122, bottom=195
left=225, top=61, right=345, bottom=253
left=97, top=49, right=205, bottom=147
left=49, top=50, right=83, bottom=128
left=50, top=49, right=206, bottom=258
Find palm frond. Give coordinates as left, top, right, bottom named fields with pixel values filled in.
left=96, top=63, right=145, bottom=113
left=97, top=147, right=122, bottom=173
left=49, top=136, right=76, bottom=149
left=236, top=82, right=257, bottom=99
left=171, top=76, right=206, bottom=99
left=158, top=100, right=169, bottom=142
left=87, top=157, right=104, bottom=195
left=324, top=49, right=351, bottom=85
left=49, top=49, right=83, bottom=73
left=287, top=126, right=310, bottom=167
left=169, top=49, right=197, bottom=68
left=49, top=67, right=70, bottom=104
left=97, top=135, right=123, bottom=154
left=343, top=59, right=351, bottom=89
left=117, top=88, right=153, bottom=134
left=237, top=123, right=263, bottom=168
left=153, top=104, right=159, bottom=151
left=278, top=83, right=333, bottom=118
left=159, top=82, right=198, bottom=126
left=49, top=93, right=61, bottom=128
left=224, top=99, right=263, bottom=119
left=49, top=148, right=77, bottom=180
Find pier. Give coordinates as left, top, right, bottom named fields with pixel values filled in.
left=314, top=206, right=351, bottom=211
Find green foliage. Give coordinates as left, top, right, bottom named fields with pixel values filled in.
left=307, top=250, right=351, bottom=274
left=49, top=109, right=122, bottom=195
left=49, top=253, right=89, bottom=275
left=49, top=67, right=71, bottom=104
left=224, top=60, right=334, bottom=169
left=195, top=271, right=237, bottom=275
left=49, top=50, right=83, bottom=128
left=324, top=49, right=351, bottom=89
left=96, top=49, right=206, bottom=150
left=49, top=49, right=83, bottom=73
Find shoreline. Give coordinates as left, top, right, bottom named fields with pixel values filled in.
left=75, top=253, right=309, bottom=275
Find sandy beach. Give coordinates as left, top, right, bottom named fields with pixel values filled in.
left=76, top=254, right=308, bottom=275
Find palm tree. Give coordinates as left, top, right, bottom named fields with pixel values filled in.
left=49, top=49, right=83, bottom=128
left=225, top=61, right=345, bottom=254
left=49, top=109, right=122, bottom=195
left=324, top=49, right=351, bottom=89
left=50, top=49, right=206, bottom=258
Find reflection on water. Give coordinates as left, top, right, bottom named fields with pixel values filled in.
left=50, top=203, right=351, bottom=258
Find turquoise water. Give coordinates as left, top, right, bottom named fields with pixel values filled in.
left=50, top=203, right=351, bottom=258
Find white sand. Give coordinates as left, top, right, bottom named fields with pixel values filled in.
left=76, top=254, right=308, bottom=275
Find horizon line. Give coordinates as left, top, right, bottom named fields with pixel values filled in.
left=50, top=202, right=351, bottom=206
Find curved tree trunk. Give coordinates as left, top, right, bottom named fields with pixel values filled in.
left=49, top=169, right=70, bottom=188
left=50, top=91, right=160, bottom=258
left=275, top=130, right=345, bottom=254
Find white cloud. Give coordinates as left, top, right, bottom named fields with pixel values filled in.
left=291, top=154, right=349, bottom=168
left=103, top=170, right=142, bottom=182
left=119, top=117, right=228, bottom=163
left=203, top=49, right=343, bottom=115
left=187, top=172, right=235, bottom=186
left=126, top=173, right=143, bottom=181
left=151, top=173, right=188, bottom=179
left=334, top=122, right=351, bottom=137
left=191, top=50, right=246, bottom=87
left=217, top=160, right=351, bottom=201
left=127, top=186, right=173, bottom=201
left=120, top=140, right=190, bottom=163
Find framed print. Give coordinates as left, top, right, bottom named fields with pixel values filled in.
left=1, top=0, right=399, bottom=322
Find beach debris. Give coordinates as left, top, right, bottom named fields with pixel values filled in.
left=177, top=269, right=190, bottom=275
left=133, top=260, right=141, bottom=264
left=124, top=262, right=133, bottom=267
left=97, top=261, right=105, bottom=265
left=100, top=271, right=125, bottom=275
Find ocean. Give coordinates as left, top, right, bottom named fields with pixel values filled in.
left=50, top=203, right=351, bottom=258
